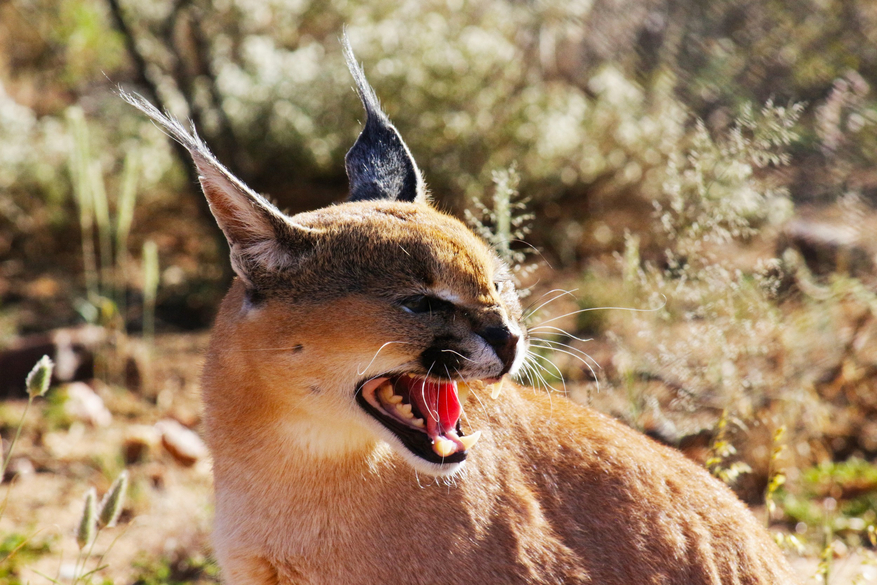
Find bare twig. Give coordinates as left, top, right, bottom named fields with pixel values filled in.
left=105, top=0, right=232, bottom=281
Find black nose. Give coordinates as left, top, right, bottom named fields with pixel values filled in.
left=478, top=326, right=520, bottom=374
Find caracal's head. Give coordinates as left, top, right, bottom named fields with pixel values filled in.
left=123, top=35, right=527, bottom=476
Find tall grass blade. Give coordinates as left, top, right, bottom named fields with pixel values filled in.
left=142, top=240, right=159, bottom=351
left=115, top=151, right=140, bottom=332
left=76, top=488, right=97, bottom=550
left=89, top=158, right=113, bottom=296
left=98, top=470, right=129, bottom=528
left=67, top=107, right=99, bottom=304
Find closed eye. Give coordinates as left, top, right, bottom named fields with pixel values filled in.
left=400, top=295, right=455, bottom=315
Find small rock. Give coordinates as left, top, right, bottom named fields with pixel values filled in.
left=63, top=382, right=112, bottom=427
left=58, top=563, right=80, bottom=580
left=155, top=419, right=207, bottom=466
left=3, top=326, right=106, bottom=396
left=779, top=219, right=874, bottom=277
left=2, top=457, right=35, bottom=482
left=123, top=424, right=161, bottom=464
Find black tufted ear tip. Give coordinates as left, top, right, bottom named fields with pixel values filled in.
left=341, top=33, right=427, bottom=204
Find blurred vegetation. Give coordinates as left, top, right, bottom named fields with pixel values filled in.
left=2, top=0, right=877, bottom=582
left=2, top=0, right=877, bottom=331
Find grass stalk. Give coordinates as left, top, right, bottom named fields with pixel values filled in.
left=764, top=425, right=787, bottom=529
left=1, top=395, right=34, bottom=480
left=67, top=107, right=99, bottom=304
left=1, top=356, right=54, bottom=479
left=142, top=240, right=159, bottom=352
left=115, top=150, right=140, bottom=331
left=89, top=159, right=113, bottom=297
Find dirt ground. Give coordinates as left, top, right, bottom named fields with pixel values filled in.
left=1, top=333, right=215, bottom=584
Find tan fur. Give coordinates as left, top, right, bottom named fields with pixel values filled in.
left=199, top=203, right=797, bottom=584
left=123, top=58, right=796, bottom=582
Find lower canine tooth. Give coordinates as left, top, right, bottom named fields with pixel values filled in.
left=489, top=381, right=503, bottom=399
left=458, top=430, right=482, bottom=451
left=433, top=437, right=457, bottom=457
left=457, top=382, right=470, bottom=403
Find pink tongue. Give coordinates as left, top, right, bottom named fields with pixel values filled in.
left=410, top=378, right=461, bottom=438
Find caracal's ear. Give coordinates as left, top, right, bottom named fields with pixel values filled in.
left=342, top=34, right=428, bottom=204
left=122, top=91, right=316, bottom=289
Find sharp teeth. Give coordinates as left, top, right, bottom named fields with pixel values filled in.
left=412, top=418, right=425, bottom=428
left=489, top=380, right=503, bottom=399
left=433, top=437, right=457, bottom=457
left=395, top=403, right=413, bottom=418
left=457, top=382, right=470, bottom=403
left=458, top=430, right=482, bottom=451
left=379, top=383, right=403, bottom=404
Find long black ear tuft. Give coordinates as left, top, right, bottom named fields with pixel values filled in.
left=121, top=90, right=315, bottom=288
left=341, top=34, right=427, bottom=204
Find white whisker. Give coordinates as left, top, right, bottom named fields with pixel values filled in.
left=529, top=340, right=602, bottom=371
left=533, top=301, right=664, bottom=329
left=527, top=355, right=548, bottom=392
left=528, top=326, right=593, bottom=343
left=513, top=361, right=534, bottom=387
left=529, top=355, right=566, bottom=390
left=521, top=362, right=540, bottom=392
left=421, top=362, right=438, bottom=422
left=453, top=367, right=490, bottom=422
left=441, top=349, right=475, bottom=363
left=353, top=373, right=387, bottom=399
left=525, top=352, right=565, bottom=393
left=529, top=341, right=601, bottom=392
left=356, top=341, right=414, bottom=376
left=525, top=359, right=559, bottom=415
left=523, top=288, right=579, bottom=320
left=509, top=238, right=552, bottom=268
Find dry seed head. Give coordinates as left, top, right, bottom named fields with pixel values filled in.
left=77, top=487, right=97, bottom=549
left=98, top=470, right=129, bottom=527
left=772, top=425, right=786, bottom=443
left=25, top=355, right=54, bottom=398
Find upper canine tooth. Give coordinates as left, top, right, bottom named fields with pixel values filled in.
left=433, top=437, right=457, bottom=457
left=458, top=430, right=482, bottom=451
left=457, top=382, right=470, bottom=403
left=489, top=381, right=503, bottom=399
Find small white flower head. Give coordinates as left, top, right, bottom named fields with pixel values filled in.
left=98, top=471, right=129, bottom=528
left=77, top=487, right=97, bottom=550
left=25, top=355, right=54, bottom=398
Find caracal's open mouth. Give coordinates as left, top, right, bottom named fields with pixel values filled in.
left=356, top=374, right=499, bottom=465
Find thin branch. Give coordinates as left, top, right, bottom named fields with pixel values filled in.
left=106, top=0, right=231, bottom=280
